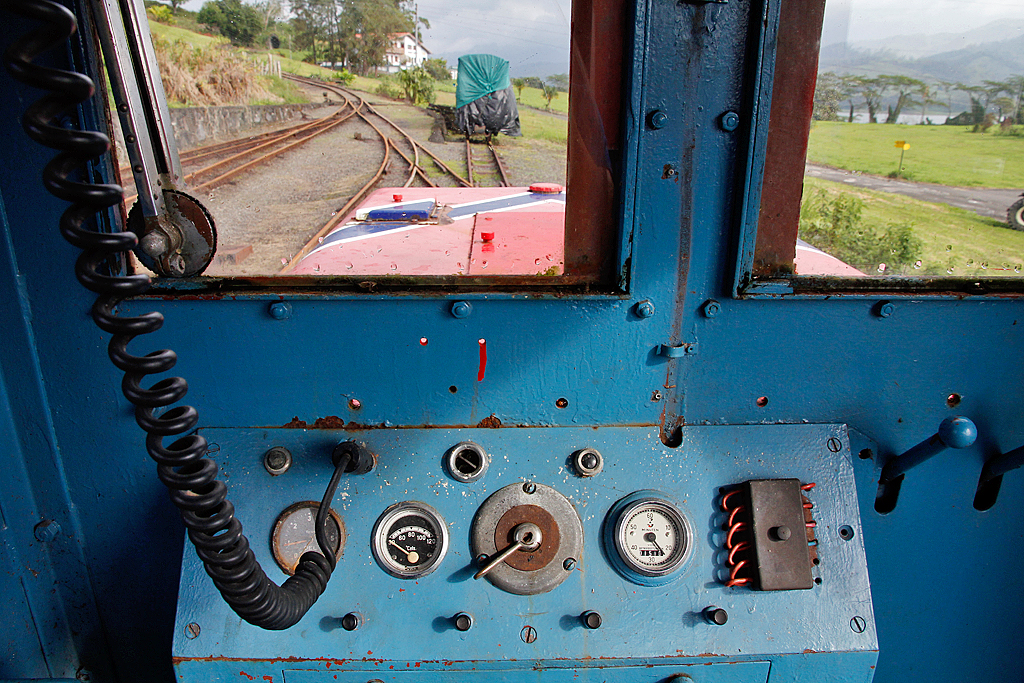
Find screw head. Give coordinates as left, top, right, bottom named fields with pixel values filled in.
left=521, top=625, right=538, bottom=643
left=721, top=111, right=740, bottom=131
left=184, top=622, right=201, bottom=639
left=34, top=519, right=60, bottom=543
left=850, top=615, right=867, bottom=633
left=563, top=557, right=577, bottom=571
left=263, top=446, right=292, bottom=475
left=76, top=669, right=93, bottom=683
left=702, top=299, right=722, bottom=318
left=877, top=301, right=895, bottom=318
left=523, top=482, right=537, bottom=494
left=827, top=437, right=842, bottom=453
left=634, top=299, right=655, bottom=319
left=450, top=301, right=473, bottom=318
left=648, top=110, right=668, bottom=129
left=651, top=390, right=663, bottom=402
left=269, top=301, right=292, bottom=320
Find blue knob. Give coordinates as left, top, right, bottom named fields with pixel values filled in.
left=937, top=416, right=977, bottom=450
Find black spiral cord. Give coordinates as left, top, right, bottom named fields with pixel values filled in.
left=2, top=0, right=346, bottom=630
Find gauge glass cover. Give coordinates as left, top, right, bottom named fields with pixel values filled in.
left=371, top=502, right=449, bottom=579
left=614, top=498, right=692, bottom=577
left=271, top=501, right=345, bottom=575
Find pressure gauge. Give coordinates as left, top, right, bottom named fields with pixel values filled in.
left=604, top=491, right=694, bottom=586
left=271, top=501, right=346, bottom=575
left=371, top=502, right=449, bottom=579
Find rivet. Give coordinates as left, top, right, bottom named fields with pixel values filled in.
left=702, top=299, right=721, bottom=318
left=635, top=299, right=655, bottom=319
left=450, top=301, right=473, bottom=318
left=721, top=111, right=740, bottom=131
left=269, top=301, right=292, bottom=320
left=648, top=110, right=668, bottom=129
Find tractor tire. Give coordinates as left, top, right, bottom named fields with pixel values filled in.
left=1009, top=196, right=1024, bottom=232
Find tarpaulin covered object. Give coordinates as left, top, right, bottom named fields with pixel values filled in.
left=455, top=54, right=521, bottom=136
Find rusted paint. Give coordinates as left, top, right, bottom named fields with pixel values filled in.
left=476, top=414, right=502, bottom=429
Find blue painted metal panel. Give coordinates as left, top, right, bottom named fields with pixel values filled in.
left=173, top=425, right=874, bottom=679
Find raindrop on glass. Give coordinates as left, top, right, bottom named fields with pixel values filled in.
left=913, top=260, right=922, bottom=269
left=981, top=262, right=988, bottom=269
left=946, top=244, right=953, bottom=251
left=390, top=263, right=397, bottom=270
left=877, top=263, right=886, bottom=273
left=535, top=258, right=541, bottom=265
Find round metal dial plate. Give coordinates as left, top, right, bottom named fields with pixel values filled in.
left=271, top=501, right=345, bottom=575
left=371, top=502, right=449, bottom=579
left=612, top=496, right=693, bottom=579
left=471, top=482, right=583, bottom=595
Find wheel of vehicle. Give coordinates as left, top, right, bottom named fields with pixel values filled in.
left=1009, top=196, right=1024, bottom=232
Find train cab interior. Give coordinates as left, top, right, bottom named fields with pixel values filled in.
left=0, top=0, right=1021, bottom=681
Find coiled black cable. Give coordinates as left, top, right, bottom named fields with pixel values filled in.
left=2, top=0, right=341, bottom=630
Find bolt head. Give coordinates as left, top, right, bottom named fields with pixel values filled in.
left=269, top=301, right=292, bottom=320
left=263, top=446, right=292, bottom=475
left=721, top=111, right=740, bottom=131
left=34, top=520, right=60, bottom=543
left=635, top=300, right=655, bottom=319
left=450, top=301, right=473, bottom=318
left=877, top=301, right=895, bottom=318
left=702, top=299, right=721, bottom=318
left=770, top=525, right=792, bottom=541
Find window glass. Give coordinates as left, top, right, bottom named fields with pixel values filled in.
left=117, top=0, right=622, bottom=284
left=756, top=0, right=1024, bottom=282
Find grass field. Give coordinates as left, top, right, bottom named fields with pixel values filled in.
left=149, top=22, right=227, bottom=48
left=807, top=121, right=1024, bottom=189
left=802, top=177, right=1024, bottom=277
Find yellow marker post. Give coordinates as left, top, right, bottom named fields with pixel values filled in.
left=895, top=141, right=910, bottom=176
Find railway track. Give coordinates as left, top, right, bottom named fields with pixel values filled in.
left=465, top=138, right=510, bottom=187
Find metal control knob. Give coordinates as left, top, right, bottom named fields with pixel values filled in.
left=341, top=612, right=362, bottom=631
left=453, top=612, right=474, bottom=632
left=703, top=607, right=728, bottom=625
left=581, top=611, right=603, bottom=629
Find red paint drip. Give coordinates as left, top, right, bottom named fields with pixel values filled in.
left=478, top=339, right=487, bottom=381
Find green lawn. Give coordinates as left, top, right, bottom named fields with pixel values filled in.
left=807, top=121, right=1024, bottom=189
left=802, top=176, right=1024, bottom=277
left=149, top=21, right=227, bottom=48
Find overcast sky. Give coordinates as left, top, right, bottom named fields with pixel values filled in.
left=176, top=0, right=1022, bottom=77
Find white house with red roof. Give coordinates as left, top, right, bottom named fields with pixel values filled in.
left=384, top=32, right=430, bottom=73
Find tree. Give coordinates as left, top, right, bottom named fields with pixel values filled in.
left=851, top=76, right=884, bottom=124
left=422, top=57, right=449, bottom=81
left=512, top=78, right=525, bottom=100
left=812, top=72, right=844, bottom=121
left=880, top=75, right=923, bottom=123
left=542, top=84, right=558, bottom=109
left=545, top=73, right=569, bottom=92
left=198, top=0, right=263, bottom=46
left=915, top=82, right=942, bottom=124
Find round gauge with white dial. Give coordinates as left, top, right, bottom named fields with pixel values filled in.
left=606, top=492, right=693, bottom=585
left=371, top=502, right=449, bottom=579
left=271, top=501, right=345, bottom=575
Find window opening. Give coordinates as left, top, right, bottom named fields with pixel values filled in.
left=108, top=0, right=625, bottom=288
left=749, top=0, right=1024, bottom=292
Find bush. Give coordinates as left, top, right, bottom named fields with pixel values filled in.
left=197, top=0, right=262, bottom=46
left=333, top=69, right=355, bottom=86
left=799, top=188, right=922, bottom=272
left=147, top=4, right=174, bottom=23
left=397, top=67, right=434, bottom=106
left=375, top=77, right=404, bottom=100
left=422, top=58, right=449, bottom=81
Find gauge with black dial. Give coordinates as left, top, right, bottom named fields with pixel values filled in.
left=271, top=501, right=345, bottom=575
left=605, top=491, right=693, bottom=586
left=371, top=502, right=449, bottom=579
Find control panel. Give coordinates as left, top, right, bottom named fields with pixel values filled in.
left=173, top=425, right=876, bottom=682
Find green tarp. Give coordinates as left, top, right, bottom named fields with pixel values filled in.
left=455, top=54, right=511, bottom=109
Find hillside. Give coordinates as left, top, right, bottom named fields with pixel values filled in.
left=848, top=19, right=1024, bottom=60
left=819, top=34, right=1024, bottom=84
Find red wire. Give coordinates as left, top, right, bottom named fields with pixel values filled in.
left=721, top=489, right=740, bottom=510
left=726, top=522, right=746, bottom=548
left=728, top=541, right=749, bottom=565
left=726, top=577, right=751, bottom=587
left=801, top=482, right=816, bottom=490
left=727, top=504, right=745, bottom=527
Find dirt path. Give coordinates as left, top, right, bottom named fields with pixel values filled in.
left=805, top=163, right=1021, bottom=222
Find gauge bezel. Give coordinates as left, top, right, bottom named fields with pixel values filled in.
left=271, top=500, right=346, bottom=576
left=606, top=491, right=694, bottom=585
left=371, top=501, right=449, bottom=580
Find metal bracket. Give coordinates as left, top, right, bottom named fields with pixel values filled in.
left=658, top=343, right=698, bottom=358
